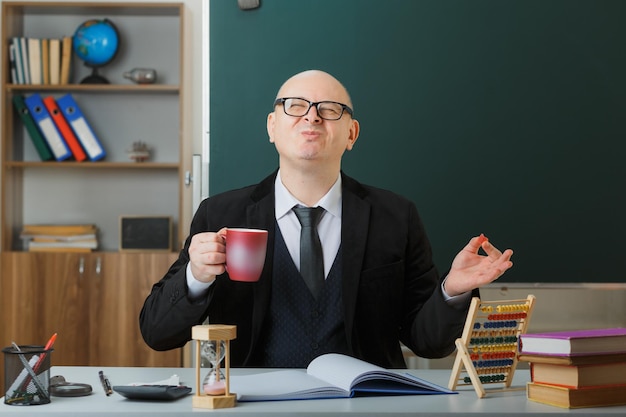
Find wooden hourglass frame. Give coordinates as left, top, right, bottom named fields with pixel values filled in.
left=448, top=295, right=536, bottom=398
left=192, top=324, right=237, bottom=409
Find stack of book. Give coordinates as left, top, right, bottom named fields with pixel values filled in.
left=8, top=36, right=73, bottom=85
left=518, top=327, right=626, bottom=408
left=20, top=224, right=99, bottom=252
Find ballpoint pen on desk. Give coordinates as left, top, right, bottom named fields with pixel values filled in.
left=99, top=370, right=113, bottom=396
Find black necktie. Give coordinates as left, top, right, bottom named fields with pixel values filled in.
left=293, top=206, right=325, bottom=300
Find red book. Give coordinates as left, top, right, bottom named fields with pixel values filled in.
left=519, top=328, right=626, bottom=356
left=42, top=96, right=87, bottom=162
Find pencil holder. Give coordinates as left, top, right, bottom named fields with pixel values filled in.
left=3, top=345, right=53, bottom=405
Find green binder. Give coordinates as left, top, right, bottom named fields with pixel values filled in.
left=12, top=94, right=54, bottom=161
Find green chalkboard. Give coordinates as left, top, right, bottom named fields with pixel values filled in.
left=209, top=0, right=626, bottom=283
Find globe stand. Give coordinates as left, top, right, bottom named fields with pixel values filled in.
left=80, top=66, right=110, bottom=84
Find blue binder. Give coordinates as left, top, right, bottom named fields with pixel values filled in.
left=56, top=94, right=106, bottom=161
left=23, top=93, right=71, bottom=161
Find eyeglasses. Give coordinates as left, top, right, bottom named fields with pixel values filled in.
left=274, top=97, right=353, bottom=121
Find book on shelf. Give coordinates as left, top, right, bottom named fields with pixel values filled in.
left=21, top=224, right=98, bottom=252
left=526, top=381, right=626, bottom=409
left=28, top=239, right=98, bottom=252
left=27, top=38, right=42, bottom=85
left=20, top=37, right=30, bottom=84
left=11, top=37, right=25, bottom=84
left=12, top=95, right=54, bottom=161
left=23, top=93, right=72, bottom=161
left=22, top=224, right=97, bottom=236
left=43, top=96, right=88, bottom=162
left=27, top=234, right=97, bottom=242
left=56, top=94, right=106, bottom=161
left=60, top=36, right=72, bottom=85
left=9, top=43, right=18, bottom=84
left=49, top=38, right=61, bottom=85
left=229, top=353, right=455, bottom=402
left=519, top=328, right=626, bottom=356
left=41, top=38, right=50, bottom=84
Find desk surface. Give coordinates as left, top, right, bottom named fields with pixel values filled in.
left=2, top=366, right=626, bottom=416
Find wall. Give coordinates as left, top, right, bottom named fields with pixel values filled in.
left=208, top=0, right=626, bottom=284
left=206, top=0, right=626, bottom=368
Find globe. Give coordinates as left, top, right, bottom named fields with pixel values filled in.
left=73, top=19, right=120, bottom=84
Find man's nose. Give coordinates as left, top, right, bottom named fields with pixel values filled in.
left=304, top=104, right=322, bottom=122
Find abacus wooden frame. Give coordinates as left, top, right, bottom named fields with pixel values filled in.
left=448, top=295, right=536, bottom=398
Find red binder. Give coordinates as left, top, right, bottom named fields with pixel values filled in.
left=42, top=96, right=87, bottom=162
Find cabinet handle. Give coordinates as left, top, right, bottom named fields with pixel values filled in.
left=95, top=257, right=102, bottom=275
left=79, top=257, right=85, bottom=275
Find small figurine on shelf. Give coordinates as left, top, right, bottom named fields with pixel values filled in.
left=127, top=141, right=151, bottom=162
left=123, top=68, right=157, bottom=84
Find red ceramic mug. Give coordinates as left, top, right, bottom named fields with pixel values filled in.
left=225, top=228, right=268, bottom=282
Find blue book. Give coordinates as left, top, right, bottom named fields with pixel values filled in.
left=55, top=94, right=106, bottom=161
left=23, top=93, right=71, bottom=161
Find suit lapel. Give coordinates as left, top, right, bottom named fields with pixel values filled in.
left=245, top=172, right=277, bottom=358
left=340, top=173, right=371, bottom=350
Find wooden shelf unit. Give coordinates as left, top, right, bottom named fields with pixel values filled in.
left=0, top=1, right=190, bottom=393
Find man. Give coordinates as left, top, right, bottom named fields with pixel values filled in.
left=139, top=70, right=513, bottom=368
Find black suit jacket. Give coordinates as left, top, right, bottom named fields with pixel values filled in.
left=140, top=171, right=472, bottom=368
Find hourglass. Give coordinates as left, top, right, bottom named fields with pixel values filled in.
left=192, top=324, right=237, bottom=409
left=201, top=340, right=227, bottom=395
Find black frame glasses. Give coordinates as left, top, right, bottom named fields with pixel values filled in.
left=274, top=97, right=353, bottom=120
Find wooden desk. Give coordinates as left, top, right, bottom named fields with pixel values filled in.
left=2, top=366, right=626, bottom=416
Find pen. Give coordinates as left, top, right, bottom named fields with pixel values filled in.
left=33, top=333, right=57, bottom=373
left=99, top=370, right=113, bottom=396
left=18, top=332, right=57, bottom=392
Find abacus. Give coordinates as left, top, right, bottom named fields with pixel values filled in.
left=448, top=295, right=536, bottom=398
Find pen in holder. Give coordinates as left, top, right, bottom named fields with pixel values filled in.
left=3, top=344, right=53, bottom=405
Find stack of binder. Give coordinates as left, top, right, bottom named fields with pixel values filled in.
left=14, top=93, right=106, bottom=162
left=20, top=224, right=99, bottom=252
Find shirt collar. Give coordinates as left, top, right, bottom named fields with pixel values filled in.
left=275, top=170, right=342, bottom=220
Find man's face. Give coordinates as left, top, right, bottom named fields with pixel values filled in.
left=267, top=71, right=359, bottom=170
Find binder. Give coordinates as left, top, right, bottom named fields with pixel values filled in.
left=23, top=93, right=71, bottom=161
left=12, top=95, right=54, bottom=161
left=56, top=94, right=106, bottom=161
left=43, top=96, right=87, bottom=162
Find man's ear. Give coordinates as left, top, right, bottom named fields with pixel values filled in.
left=346, top=119, right=360, bottom=151
left=267, top=112, right=276, bottom=143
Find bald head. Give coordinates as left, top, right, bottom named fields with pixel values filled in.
left=276, top=70, right=354, bottom=111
